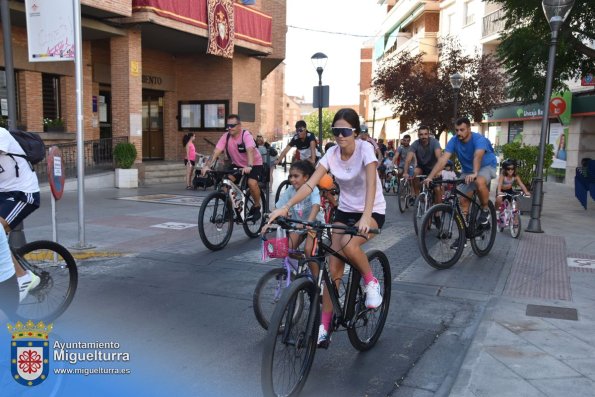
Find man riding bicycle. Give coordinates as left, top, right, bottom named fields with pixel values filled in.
left=275, top=120, right=319, bottom=166
left=424, top=117, right=497, bottom=226
left=394, top=134, right=415, bottom=178
left=201, top=114, right=264, bottom=221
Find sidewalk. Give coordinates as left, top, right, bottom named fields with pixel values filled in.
left=449, top=182, right=595, bottom=397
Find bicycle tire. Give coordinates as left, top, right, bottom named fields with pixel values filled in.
left=470, top=201, right=497, bottom=257
left=198, top=191, right=234, bottom=251
left=418, top=204, right=465, bottom=270
left=243, top=187, right=267, bottom=238
left=253, top=268, right=298, bottom=330
left=413, top=193, right=428, bottom=236
left=346, top=250, right=391, bottom=351
left=510, top=211, right=521, bottom=239
left=16, top=240, right=78, bottom=322
left=274, top=179, right=291, bottom=205
left=397, top=180, right=407, bottom=213
left=261, top=277, right=319, bottom=397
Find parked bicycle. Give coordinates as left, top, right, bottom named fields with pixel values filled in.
left=198, top=169, right=267, bottom=251
left=14, top=239, right=78, bottom=322
left=497, top=191, right=527, bottom=238
left=261, top=217, right=391, bottom=397
left=417, top=178, right=497, bottom=270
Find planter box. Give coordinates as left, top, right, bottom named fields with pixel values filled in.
left=518, top=190, right=545, bottom=215
left=115, top=168, right=138, bottom=188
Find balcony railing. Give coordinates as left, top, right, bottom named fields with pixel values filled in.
left=33, top=136, right=129, bottom=183
left=483, top=8, right=505, bottom=38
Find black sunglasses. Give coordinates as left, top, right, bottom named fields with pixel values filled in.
left=331, top=127, right=355, bottom=137
left=506, top=167, right=514, bottom=170
left=226, top=123, right=239, bottom=129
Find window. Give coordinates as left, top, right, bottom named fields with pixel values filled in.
left=508, top=121, right=523, bottom=143
left=464, top=0, right=475, bottom=26
left=42, top=73, right=61, bottom=120
left=178, top=100, right=229, bottom=131
left=447, top=13, right=455, bottom=35
left=0, top=69, right=21, bottom=126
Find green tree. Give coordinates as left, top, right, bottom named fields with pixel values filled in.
left=495, top=0, right=594, bottom=102
left=373, top=38, right=506, bottom=139
left=304, top=108, right=335, bottom=142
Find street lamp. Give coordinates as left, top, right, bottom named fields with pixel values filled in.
left=311, top=52, right=328, bottom=154
left=450, top=72, right=463, bottom=124
left=371, top=99, right=379, bottom=138
left=526, top=0, right=575, bottom=233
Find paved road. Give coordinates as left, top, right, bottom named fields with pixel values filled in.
left=13, top=176, right=520, bottom=396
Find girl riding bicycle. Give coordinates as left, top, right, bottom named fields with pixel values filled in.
left=266, top=108, right=386, bottom=347
left=495, top=159, right=530, bottom=209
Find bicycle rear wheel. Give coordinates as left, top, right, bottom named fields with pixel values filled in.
left=198, top=191, right=234, bottom=251
left=346, top=250, right=391, bottom=351
left=253, top=267, right=298, bottom=330
left=261, top=277, right=319, bottom=397
left=418, top=204, right=465, bottom=269
left=397, top=180, right=408, bottom=213
left=274, top=179, right=291, bottom=205
left=16, top=240, right=78, bottom=322
left=470, top=201, right=497, bottom=257
left=243, top=187, right=267, bottom=238
left=510, top=210, right=521, bottom=238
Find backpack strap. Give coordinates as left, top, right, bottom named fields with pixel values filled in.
left=225, top=130, right=247, bottom=160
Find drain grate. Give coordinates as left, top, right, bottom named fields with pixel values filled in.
left=526, top=304, right=578, bottom=321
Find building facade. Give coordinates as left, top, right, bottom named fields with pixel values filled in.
left=0, top=0, right=286, bottom=169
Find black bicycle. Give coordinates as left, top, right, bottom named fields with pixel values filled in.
left=14, top=240, right=78, bottom=322
left=198, top=169, right=267, bottom=251
left=417, top=178, right=497, bottom=269
left=261, top=217, right=391, bottom=397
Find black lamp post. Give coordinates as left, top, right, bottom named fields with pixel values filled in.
left=450, top=72, right=463, bottom=124
left=371, top=99, right=379, bottom=139
left=311, top=52, right=328, bottom=154
left=526, top=0, right=575, bottom=233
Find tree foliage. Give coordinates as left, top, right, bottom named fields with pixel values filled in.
left=372, top=38, right=506, bottom=139
left=495, top=0, right=595, bottom=102
left=305, top=108, right=335, bottom=142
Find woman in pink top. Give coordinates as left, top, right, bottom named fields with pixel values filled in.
left=183, top=133, right=198, bottom=189
left=266, top=108, right=386, bottom=347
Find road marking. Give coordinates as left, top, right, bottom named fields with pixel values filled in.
left=567, top=257, right=595, bottom=270
left=119, top=194, right=204, bottom=207
left=150, top=222, right=196, bottom=230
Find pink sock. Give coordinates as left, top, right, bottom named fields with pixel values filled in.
left=363, top=272, right=376, bottom=285
left=321, top=311, right=332, bottom=331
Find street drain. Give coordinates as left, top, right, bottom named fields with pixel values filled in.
left=526, top=304, right=578, bottom=321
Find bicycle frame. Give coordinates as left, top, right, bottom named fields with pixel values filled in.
left=497, top=193, right=521, bottom=228
left=437, top=181, right=485, bottom=239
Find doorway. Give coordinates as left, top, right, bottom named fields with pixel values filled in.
left=142, top=90, right=164, bottom=159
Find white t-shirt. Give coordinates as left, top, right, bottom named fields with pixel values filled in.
left=319, top=140, right=386, bottom=214
left=0, top=128, right=40, bottom=193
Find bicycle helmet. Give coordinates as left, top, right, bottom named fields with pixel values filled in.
left=388, top=151, right=395, bottom=158
left=501, top=159, right=516, bottom=169
left=445, top=160, right=454, bottom=168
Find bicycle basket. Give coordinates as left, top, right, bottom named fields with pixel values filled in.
left=261, top=227, right=289, bottom=260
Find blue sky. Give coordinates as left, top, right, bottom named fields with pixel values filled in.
left=284, top=0, right=386, bottom=106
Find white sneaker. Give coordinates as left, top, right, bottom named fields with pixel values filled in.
left=317, top=324, right=330, bottom=348
left=365, top=279, right=382, bottom=309
left=18, top=271, right=40, bottom=302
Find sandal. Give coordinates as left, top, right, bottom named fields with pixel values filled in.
left=186, top=186, right=193, bottom=190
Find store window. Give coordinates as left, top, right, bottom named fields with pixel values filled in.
left=178, top=100, right=229, bottom=131
left=0, top=69, right=21, bottom=127
left=42, top=73, right=61, bottom=120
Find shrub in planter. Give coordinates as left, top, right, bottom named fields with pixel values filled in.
left=500, top=141, right=554, bottom=189
left=113, top=142, right=137, bottom=169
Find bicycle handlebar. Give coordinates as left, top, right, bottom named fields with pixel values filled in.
left=271, top=216, right=380, bottom=236
left=497, top=191, right=529, bottom=197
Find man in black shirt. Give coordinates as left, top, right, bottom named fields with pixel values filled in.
left=275, top=120, right=319, bottom=165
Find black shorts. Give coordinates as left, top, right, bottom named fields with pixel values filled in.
left=0, top=191, right=41, bottom=230
left=231, top=164, right=264, bottom=183
left=416, top=164, right=434, bottom=176
left=184, top=159, right=195, bottom=166
left=333, top=209, right=385, bottom=229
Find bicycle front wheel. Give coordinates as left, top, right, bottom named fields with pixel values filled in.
left=510, top=210, right=521, bottom=239
left=261, top=277, right=319, bottom=397
left=397, top=180, right=408, bottom=213
left=470, top=201, right=497, bottom=257
left=16, top=240, right=78, bottom=322
left=346, top=250, right=391, bottom=351
left=253, top=267, right=298, bottom=330
left=198, top=191, right=233, bottom=251
left=413, top=193, right=428, bottom=235
left=418, top=204, right=465, bottom=270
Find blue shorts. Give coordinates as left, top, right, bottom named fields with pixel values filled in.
left=0, top=191, right=41, bottom=230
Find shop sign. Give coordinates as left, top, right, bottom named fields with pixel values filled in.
left=142, top=75, right=163, bottom=85
left=485, top=91, right=572, bottom=125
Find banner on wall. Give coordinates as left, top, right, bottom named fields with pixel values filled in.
left=207, top=0, right=235, bottom=59
left=549, top=122, right=568, bottom=169
left=25, top=0, right=75, bottom=62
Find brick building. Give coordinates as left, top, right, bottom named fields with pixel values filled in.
left=0, top=0, right=286, bottom=166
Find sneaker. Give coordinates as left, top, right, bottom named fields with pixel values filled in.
left=18, top=271, right=41, bottom=302
left=478, top=209, right=491, bottom=225
left=365, top=279, right=382, bottom=309
left=248, top=206, right=261, bottom=222
left=317, top=324, right=330, bottom=349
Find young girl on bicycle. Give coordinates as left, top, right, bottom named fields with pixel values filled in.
left=495, top=159, right=530, bottom=209
left=266, top=108, right=386, bottom=347
left=275, top=160, right=323, bottom=259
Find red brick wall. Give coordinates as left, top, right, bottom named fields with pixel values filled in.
left=18, top=71, right=43, bottom=132
left=82, top=0, right=131, bottom=17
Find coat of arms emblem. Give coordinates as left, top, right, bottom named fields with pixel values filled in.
left=7, top=320, right=52, bottom=386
